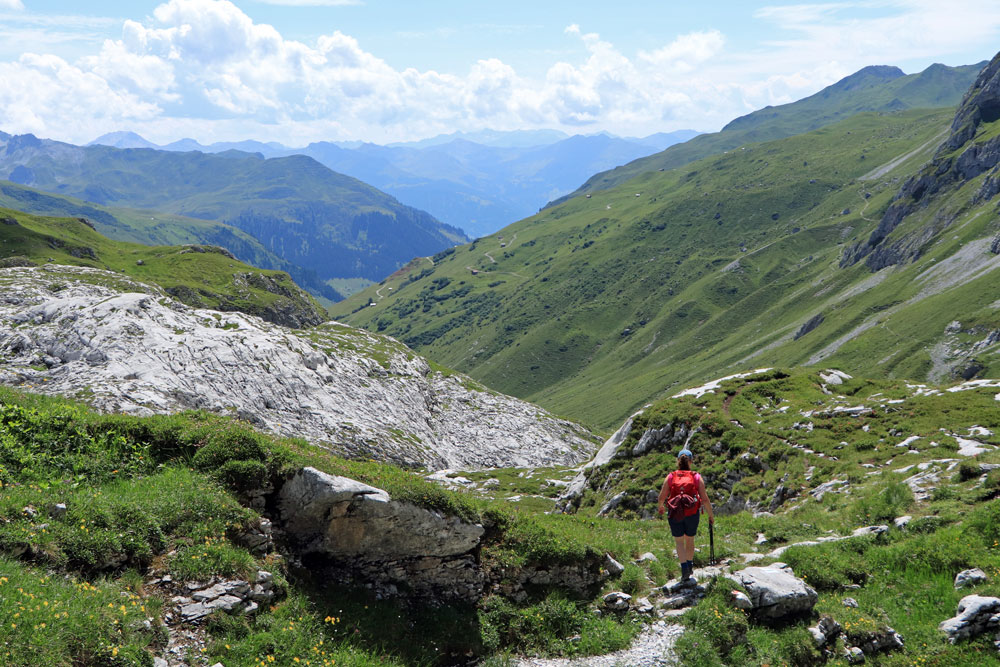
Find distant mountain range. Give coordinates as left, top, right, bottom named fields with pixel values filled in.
left=88, top=129, right=700, bottom=237
left=551, top=60, right=986, bottom=206
left=0, top=133, right=466, bottom=293
left=331, top=56, right=1000, bottom=429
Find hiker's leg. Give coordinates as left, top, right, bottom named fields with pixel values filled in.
left=681, top=535, right=695, bottom=562
left=673, top=536, right=686, bottom=564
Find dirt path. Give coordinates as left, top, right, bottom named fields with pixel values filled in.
left=516, top=622, right=683, bottom=667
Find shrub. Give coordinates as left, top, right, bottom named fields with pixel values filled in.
left=618, top=563, right=646, bottom=595
left=192, top=427, right=267, bottom=470
left=783, top=542, right=868, bottom=590
left=967, top=499, right=1000, bottom=542
left=215, top=459, right=269, bottom=496
left=851, top=481, right=913, bottom=523
left=957, top=459, right=981, bottom=482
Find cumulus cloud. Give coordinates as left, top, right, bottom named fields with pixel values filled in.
left=0, top=0, right=998, bottom=145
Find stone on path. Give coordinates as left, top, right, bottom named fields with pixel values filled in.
left=727, top=565, right=818, bottom=619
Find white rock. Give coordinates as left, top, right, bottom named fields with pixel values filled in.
left=278, top=467, right=483, bottom=559
left=731, top=590, right=753, bottom=610
left=939, top=595, right=1000, bottom=643
left=604, top=554, right=625, bottom=577
left=954, top=568, right=988, bottom=589
left=673, top=369, right=773, bottom=398
left=727, top=565, right=818, bottom=619
left=0, top=266, right=595, bottom=470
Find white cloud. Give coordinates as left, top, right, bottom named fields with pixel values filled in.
left=255, top=0, right=362, bottom=5
left=0, top=0, right=999, bottom=145
left=0, top=0, right=24, bottom=10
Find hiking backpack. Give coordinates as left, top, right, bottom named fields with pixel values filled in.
left=669, top=470, right=701, bottom=517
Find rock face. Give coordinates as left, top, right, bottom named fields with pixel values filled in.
left=279, top=467, right=483, bottom=559
left=939, top=595, right=1000, bottom=643
left=841, top=54, right=1000, bottom=271
left=0, top=266, right=595, bottom=469
left=278, top=467, right=485, bottom=601
left=727, top=565, right=818, bottom=619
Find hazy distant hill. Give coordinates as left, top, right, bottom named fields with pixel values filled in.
left=551, top=61, right=985, bottom=206
left=89, top=129, right=698, bottom=237
left=0, top=136, right=466, bottom=288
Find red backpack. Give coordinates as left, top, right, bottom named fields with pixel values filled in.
left=669, top=470, right=701, bottom=517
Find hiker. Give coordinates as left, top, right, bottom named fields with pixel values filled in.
left=657, top=448, right=714, bottom=581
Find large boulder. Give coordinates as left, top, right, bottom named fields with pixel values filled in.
left=727, top=565, right=818, bottom=619
left=278, top=467, right=483, bottom=559
left=939, top=595, right=1000, bottom=643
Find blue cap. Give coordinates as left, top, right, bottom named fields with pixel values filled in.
left=678, top=448, right=693, bottom=460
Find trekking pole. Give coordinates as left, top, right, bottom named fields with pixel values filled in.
left=709, top=519, right=716, bottom=565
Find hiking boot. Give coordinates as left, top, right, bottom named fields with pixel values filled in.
left=680, top=563, right=691, bottom=580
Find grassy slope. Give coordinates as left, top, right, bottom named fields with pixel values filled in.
left=0, top=207, right=326, bottom=324
left=552, top=61, right=983, bottom=205
left=333, top=108, right=1000, bottom=430
left=560, top=367, right=1000, bottom=666
left=0, top=388, right=644, bottom=666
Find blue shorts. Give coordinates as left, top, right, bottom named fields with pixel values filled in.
left=668, top=512, right=700, bottom=537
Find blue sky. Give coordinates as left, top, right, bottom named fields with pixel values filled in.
left=1, top=1, right=999, bottom=145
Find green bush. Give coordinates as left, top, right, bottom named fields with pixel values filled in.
left=192, top=426, right=268, bottom=470
left=783, top=541, right=868, bottom=590
left=957, top=459, right=981, bottom=482
left=215, top=459, right=270, bottom=495
left=619, top=563, right=646, bottom=595
left=851, top=481, right=913, bottom=523
left=967, top=499, right=1000, bottom=542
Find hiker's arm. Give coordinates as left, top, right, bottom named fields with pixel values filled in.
left=657, top=475, right=670, bottom=515
left=698, top=477, right=714, bottom=522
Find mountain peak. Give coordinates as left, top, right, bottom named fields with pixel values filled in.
left=89, top=131, right=157, bottom=149
left=831, top=65, right=906, bottom=91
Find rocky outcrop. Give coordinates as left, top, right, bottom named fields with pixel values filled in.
left=955, top=568, right=988, bottom=589
left=794, top=313, right=825, bottom=340
left=0, top=266, right=595, bottom=469
left=939, top=595, right=1000, bottom=643
left=158, top=571, right=279, bottom=624
left=278, top=467, right=485, bottom=601
left=557, top=413, right=693, bottom=515
left=274, top=467, right=612, bottom=603
left=841, top=54, right=1000, bottom=271
left=726, top=564, right=818, bottom=620
left=279, top=467, right=483, bottom=559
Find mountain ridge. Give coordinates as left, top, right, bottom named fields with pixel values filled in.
left=550, top=60, right=986, bottom=207
left=0, top=134, right=467, bottom=288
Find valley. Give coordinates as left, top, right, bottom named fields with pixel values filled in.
left=2, top=10, right=1000, bottom=665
